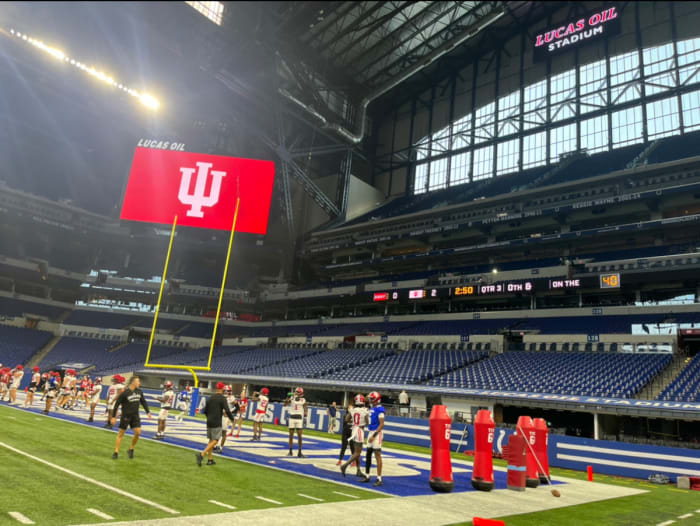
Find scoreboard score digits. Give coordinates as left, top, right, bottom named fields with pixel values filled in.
left=600, top=273, right=620, bottom=289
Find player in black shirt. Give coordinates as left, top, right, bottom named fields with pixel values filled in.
left=111, top=376, right=151, bottom=460
left=196, top=382, right=236, bottom=466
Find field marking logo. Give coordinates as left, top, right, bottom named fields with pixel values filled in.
left=178, top=161, right=226, bottom=218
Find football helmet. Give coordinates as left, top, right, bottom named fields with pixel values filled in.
left=164, top=381, right=173, bottom=389
left=354, top=394, right=365, bottom=405
left=261, top=387, right=269, bottom=396
left=294, top=387, right=304, bottom=397
left=32, top=366, right=40, bottom=372
left=368, top=391, right=381, bottom=405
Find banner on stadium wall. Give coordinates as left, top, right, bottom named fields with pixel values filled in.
left=120, top=147, right=275, bottom=234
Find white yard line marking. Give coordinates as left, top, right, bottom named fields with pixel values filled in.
left=86, top=508, right=114, bottom=520
left=657, top=521, right=676, bottom=526
left=8, top=512, right=34, bottom=524
left=255, top=496, right=282, bottom=505
left=333, top=491, right=360, bottom=499
left=678, top=514, right=693, bottom=519
left=297, top=493, right=324, bottom=502
left=208, top=500, right=237, bottom=510
left=0, top=441, right=179, bottom=515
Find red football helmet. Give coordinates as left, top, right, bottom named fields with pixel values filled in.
left=164, top=381, right=173, bottom=389
left=32, top=366, right=40, bottom=372
left=294, top=387, right=304, bottom=396
left=223, top=385, right=232, bottom=394
left=95, top=377, right=102, bottom=384
left=16, top=365, right=23, bottom=370
left=261, top=387, right=270, bottom=396
left=368, top=391, right=381, bottom=405
left=354, top=394, right=365, bottom=405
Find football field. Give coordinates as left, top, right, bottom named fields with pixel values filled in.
left=1, top=398, right=699, bottom=526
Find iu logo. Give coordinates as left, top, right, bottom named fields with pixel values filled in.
left=178, top=162, right=226, bottom=218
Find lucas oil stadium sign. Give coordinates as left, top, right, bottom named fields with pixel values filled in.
left=534, top=6, right=621, bottom=62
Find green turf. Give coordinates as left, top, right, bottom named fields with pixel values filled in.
left=208, top=417, right=700, bottom=526
left=0, top=405, right=384, bottom=525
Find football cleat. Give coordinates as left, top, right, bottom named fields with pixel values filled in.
left=127, top=449, right=134, bottom=459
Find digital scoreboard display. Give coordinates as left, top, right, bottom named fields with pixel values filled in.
left=599, top=273, right=621, bottom=289
left=452, top=286, right=476, bottom=296
left=408, top=289, right=440, bottom=300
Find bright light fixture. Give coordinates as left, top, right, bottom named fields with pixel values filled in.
left=7, top=27, right=160, bottom=111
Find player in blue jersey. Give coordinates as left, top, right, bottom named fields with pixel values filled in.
left=175, top=385, right=191, bottom=422
left=361, top=391, right=386, bottom=487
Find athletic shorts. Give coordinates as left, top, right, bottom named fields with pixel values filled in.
left=288, top=416, right=304, bottom=429
left=177, top=402, right=188, bottom=411
left=158, top=409, right=169, bottom=420
left=28, top=384, right=37, bottom=393
left=59, top=388, right=71, bottom=397
left=90, top=393, right=101, bottom=404
left=253, top=412, right=265, bottom=423
left=10, top=382, right=20, bottom=390
left=367, top=430, right=383, bottom=450
left=207, top=427, right=222, bottom=441
left=350, top=427, right=365, bottom=443
left=119, top=414, right=141, bottom=430
left=47, top=389, right=57, bottom=398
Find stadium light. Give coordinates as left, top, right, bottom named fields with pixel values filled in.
left=6, top=26, right=161, bottom=111
left=492, top=268, right=498, bottom=274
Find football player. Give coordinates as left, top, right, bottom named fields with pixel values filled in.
left=250, top=387, right=270, bottom=441
left=87, top=377, right=103, bottom=422
left=231, top=392, right=248, bottom=438
left=9, top=365, right=24, bottom=404
left=55, top=369, right=74, bottom=410
left=155, top=381, right=176, bottom=439
left=104, top=374, right=125, bottom=429
left=43, top=371, right=60, bottom=413
left=284, top=387, right=307, bottom=457
left=175, top=385, right=191, bottom=422
left=24, top=366, right=41, bottom=407
left=0, top=367, right=11, bottom=401
left=39, top=373, right=49, bottom=401
left=339, top=394, right=369, bottom=481
left=215, top=385, right=239, bottom=452
left=361, top=391, right=386, bottom=487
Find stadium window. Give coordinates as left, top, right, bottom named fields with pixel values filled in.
left=497, top=90, right=520, bottom=136
left=611, top=106, right=644, bottom=148
left=451, top=113, right=472, bottom=150
left=474, top=102, right=495, bottom=144
left=580, top=114, right=609, bottom=154
left=522, top=131, right=546, bottom=169
left=681, top=89, right=700, bottom=131
left=523, top=79, right=547, bottom=131
left=678, top=37, right=700, bottom=85
left=428, top=157, right=449, bottom=191
left=646, top=96, right=680, bottom=139
left=496, top=138, right=519, bottom=175
left=550, top=69, right=577, bottom=122
left=431, top=127, right=450, bottom=155
left=414, top=163, right=428, bottom=195
left=579, top=58, right=608, bottom=114
left=549, top=122, right=576, bottom=162
left=610, top=51, right=641, bottom=104
left=449, top=151, right=471, bottom=186
left=643, top=43, right=676, bottom=95
left=472, top=145, right=493, bottom=180
left=185, top=1, right=224, bottom=25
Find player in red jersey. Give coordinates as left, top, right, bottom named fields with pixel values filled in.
left=24, top=367, right=41, bottom=407
left=250, top=387, right=270, bottom=441
left=0, top=367, right=11, bottom=401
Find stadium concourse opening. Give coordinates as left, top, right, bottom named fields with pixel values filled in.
left=2, top=1, right=700, bottom=525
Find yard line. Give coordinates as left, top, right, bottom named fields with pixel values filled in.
left=678, top=514, right=693, bottom=519
left=297, top=493, right=324, bottom=502
left=86, top=508, right=114, bottom=520
left=255, top=496, right=282, bottom=505
left=0, top=441, right=179, bottom=515
left=332, top=491, right=360, bottom=499
left=657, top=521, right=676, bottom=526
left=208, top=500, right=236, bottom=510
left=8, top=512, right=34, bottom=524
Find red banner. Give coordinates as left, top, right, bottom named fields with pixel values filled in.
left=120, top=147, right=275, bottom=234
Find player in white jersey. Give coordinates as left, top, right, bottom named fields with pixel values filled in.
left=8, top=365, right=24, bottom=405
left=284, top=387, right=307, bottom=457
left=154, top=381, right=176, bottom=439
left=340, top=394, right=370, bottom=481
left=24, top=367, right=41, bottom=407
left=104, top=375, right=125, bottom=429
left=87, top=377, right=102, bottom=422
left=55, top=369, right=75, bottom=410
left=250, top=387, right=270, bottom=441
